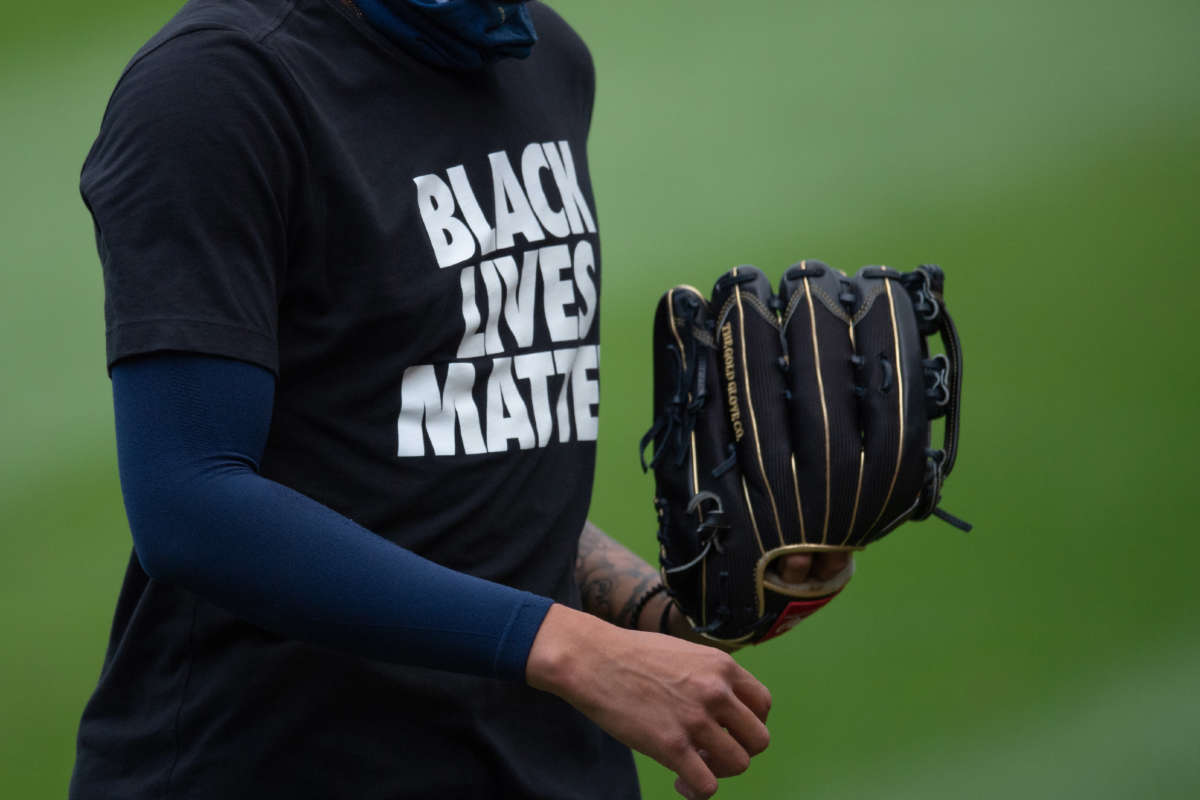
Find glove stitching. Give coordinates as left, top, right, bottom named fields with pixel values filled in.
left=851, top=287, right=886, bottom=324
left=780, top=288, right=807, bottom=330
left=690, top=324, right=715, bottom=349
left=810, top=286, right=855, bottom=326
left=739, top=293, right=781, bottom=329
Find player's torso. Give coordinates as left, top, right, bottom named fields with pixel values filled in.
left=73, top=5, right=639, bottom=800
left=244, top=0, right=602, bottom=586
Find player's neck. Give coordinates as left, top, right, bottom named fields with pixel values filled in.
left=345, top=0, right=538, bottom=70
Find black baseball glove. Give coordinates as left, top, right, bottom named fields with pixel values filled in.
left=641, top=261, right=969, bottom=646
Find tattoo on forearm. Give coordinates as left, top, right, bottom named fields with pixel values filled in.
left=576, top=520, right=662, bottom=628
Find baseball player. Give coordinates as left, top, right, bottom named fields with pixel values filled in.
left=70, top=2, right=849, bottom=798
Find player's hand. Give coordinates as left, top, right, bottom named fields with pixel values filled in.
left=527, top=604, right=771, bottom=799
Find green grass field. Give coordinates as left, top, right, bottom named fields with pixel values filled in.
left=2, top=1, right=1197, bottom=797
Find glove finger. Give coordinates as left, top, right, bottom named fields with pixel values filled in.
left=650, top=285, right=712, bottom=622
left=778, top=260, right=861, bottom=547
left=709, top=265, right=798, bottom=552
left=847, top=266, right=930, bottom=543
left=651, top=284, right=755, bottom=636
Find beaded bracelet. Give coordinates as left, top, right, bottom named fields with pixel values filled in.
left=629, top=583, right=667, bottom=631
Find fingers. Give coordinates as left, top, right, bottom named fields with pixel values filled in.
left=674, top=722, right=764, bottom=797
left=671, top=745, right=736, bottom=800
left=534, top=612, right=773, bottom=800
left=692, top=663, right=769, bottom=777
left=675, top=775, right=706, bottom=800
left=814, top=550, right=851, bottom=581
left=669, top=745, right=718, bottom=799
left=776, top=553, right=812, bottom=583
left=716, top=688, right=771, bottom=756
left=695, top=723, right=753, bottom=778
left=729, top=666, right=772, bottom=723
left=775, top=551, right=852, bottom=583
left=665, top=659, right=770, bottom=796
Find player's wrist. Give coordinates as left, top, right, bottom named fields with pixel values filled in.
left=525, top=603, right=592, bottom=696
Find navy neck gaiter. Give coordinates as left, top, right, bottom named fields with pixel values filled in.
left=352, top=0, right=538, bottom=70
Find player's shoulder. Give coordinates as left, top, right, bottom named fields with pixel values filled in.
left=115, top=0, right=294, bottom=93
left=529, top=2, right=588, bottom=46
left=109, top=0, right=299, bottom=109
left=133, top=0, right=291, bottom=57
left=84, top=0, right=303, bottom=187
left=528, top=2, right=594, bottom=73
left=526, top=2, right=595, bottom=114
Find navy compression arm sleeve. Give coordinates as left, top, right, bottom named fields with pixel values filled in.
left=111, top=353, right=552, bottom=680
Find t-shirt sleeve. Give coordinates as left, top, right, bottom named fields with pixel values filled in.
left=81, top=30, right=305, bottom=374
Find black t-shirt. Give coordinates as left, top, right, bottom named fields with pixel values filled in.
left=71, top=1, right=637, bottom=797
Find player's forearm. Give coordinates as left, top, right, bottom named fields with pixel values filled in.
left=114, top=353, right=551, bottom=679
left=576, top=520, right=672, bottom=630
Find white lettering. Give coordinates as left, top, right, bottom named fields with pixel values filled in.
left=571, top=344, right=600, bottom=441
left=396, top=347, right=600, bottom=457
left=486, top=357, right=537, bottom=452
left=456, top=266, right=485, bottom=359
left=573, top=239, right=597, bottom=339
left=397, top=363, right=486, bottom=456
left=447, top=164, right=497, bottom=255
left=514, top=351, right=557, bottom=447
left=413, top=173, right=475, bottom=268
left=494, top=251, right=539, bottom=349
left=542, top=141, right=596, bottom=235
left=405, top=141, right=606, bottom=458
left=539, top=243, right=577, bottom=342
left=552, top=348, right=576, bottom=444
left=490, top=150, right=546, bottom=250
left=521, top=142, right=569, bottom=238
left=479, top=259, right=505, bottom=355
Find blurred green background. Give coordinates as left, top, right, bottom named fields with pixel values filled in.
left=2, top=0, right=1197, bottom=797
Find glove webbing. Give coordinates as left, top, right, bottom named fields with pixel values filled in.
left=640, top=297, right=709, bottom=472
left=886, top=266, right=970, bottom=530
